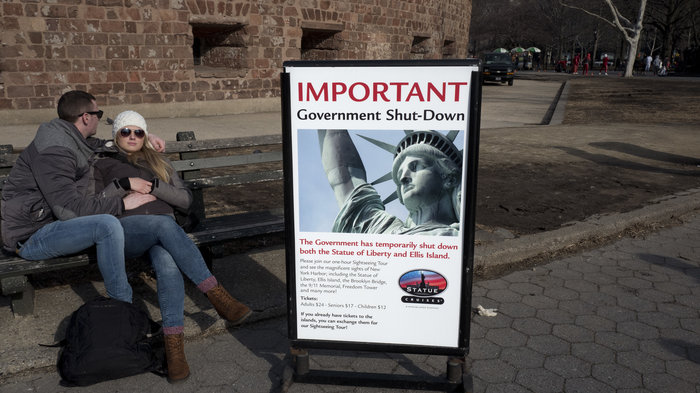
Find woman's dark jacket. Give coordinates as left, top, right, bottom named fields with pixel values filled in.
left=93, top=152, right=192, bottom=219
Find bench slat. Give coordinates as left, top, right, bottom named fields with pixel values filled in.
left=184, top=170, right=283, bottom=188
left=188, top=210, right=284, bottom=244
left=168, top=134, right=282, bottom=153
left=0, top=135, right=283, bottom=168
left=0, top=253, right=93, bottom=279
left=0, top=152, right=19, bottom=169
left=171, top=151, right=282, bottom=172
left=3, top=170, right=282, bottom=191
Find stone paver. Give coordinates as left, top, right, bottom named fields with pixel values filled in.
left=465, top=211, right=700, bottom=393
left=1, top=213, right=698, bottom=392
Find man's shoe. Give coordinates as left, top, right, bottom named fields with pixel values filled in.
left=206, top=284, right=253, bottom=326
left=164, top=333, right=190, bottom=383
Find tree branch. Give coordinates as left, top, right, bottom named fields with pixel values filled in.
left=559, top=1, right=617, bottom=28
left=559, top=0, right=633, bottom=41
left=603, top=0, right=635, bottom=41
left=605, top=0, right=634, bottom=26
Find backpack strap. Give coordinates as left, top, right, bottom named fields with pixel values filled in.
left=39, top=339, right=67, bottom=348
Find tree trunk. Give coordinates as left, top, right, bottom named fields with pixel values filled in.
left=663, top=31, right=674, bottom=61
left=625, top=38, right=638, bottom=77
left=593, top=34, right=599, bottom=68
left=623, top=0, right=648, bottom=77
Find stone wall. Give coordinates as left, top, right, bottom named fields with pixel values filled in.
left=0, top=0, right=471, bottom=123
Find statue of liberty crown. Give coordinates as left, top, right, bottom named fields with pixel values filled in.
left=357, top=130, right=463, bottom=205
left=394, top=130, right=462, bottom=168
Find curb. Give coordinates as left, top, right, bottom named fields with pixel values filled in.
left=474, top=187, right=700, bottom=276
left=548, top=80, right=569, bottom=125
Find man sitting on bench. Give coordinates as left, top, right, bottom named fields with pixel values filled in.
left=1, top=90, right=164, bottom=303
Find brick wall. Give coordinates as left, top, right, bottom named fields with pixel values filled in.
left=0, top=0, right=471, bottom=117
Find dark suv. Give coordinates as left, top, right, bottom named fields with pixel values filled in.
left=482, top=53, right=514, bottom=86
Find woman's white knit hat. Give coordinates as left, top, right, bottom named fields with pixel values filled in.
left=112, top=110, right=148, bottom=138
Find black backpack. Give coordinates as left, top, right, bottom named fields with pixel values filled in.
left=56, top=297, right=166, bottom=386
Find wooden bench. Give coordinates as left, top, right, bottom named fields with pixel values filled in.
left=0, top=131, right=284, bottom=316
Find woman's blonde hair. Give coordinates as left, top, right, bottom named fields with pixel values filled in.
left=118, top=137, right=172, bottom=182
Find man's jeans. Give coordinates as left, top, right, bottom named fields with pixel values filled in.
left=17, top=214, right=132, bottom=302
left=120, top=215, right=213, bottom=328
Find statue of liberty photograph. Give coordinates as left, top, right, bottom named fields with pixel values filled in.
left=304, top=129, right=464, bottom=236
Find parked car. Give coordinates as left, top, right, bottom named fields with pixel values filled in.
left=482, top=53, right=515, bottom=86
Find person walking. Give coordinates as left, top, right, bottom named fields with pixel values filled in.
left=652, top=55, right=662, bottom=75
left=583, top=53, right=591, bottom=75
left=599, top=54, right=609, bottom=75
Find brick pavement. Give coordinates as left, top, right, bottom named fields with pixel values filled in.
left=1, top=212, right=697, bottom=392
left=467, top=210, right=700, bottom=393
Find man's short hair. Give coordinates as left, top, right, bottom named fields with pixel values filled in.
left=57, top=90, right=96, bottom=123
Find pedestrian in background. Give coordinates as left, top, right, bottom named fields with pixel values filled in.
left=583, top=53, right=591, bottom=75
left=659, top=57, right=670, bottom=76
left=653, top=55, right=662, bottom=75
left=645, top=54, right=653, bottom=75
left=599, top=54, right=609, bottom=75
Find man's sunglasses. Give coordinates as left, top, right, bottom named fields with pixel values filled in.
left=81, top=110, right=104, bottom=119
left=119, top=128, right=146, bottom=139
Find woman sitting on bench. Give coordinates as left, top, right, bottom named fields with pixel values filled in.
left=93, top=110, right=252, bottom=383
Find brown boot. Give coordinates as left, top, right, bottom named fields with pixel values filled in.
left=206, top=284, right=252, bottom=326
left=164, top=333, right=190, bottom=383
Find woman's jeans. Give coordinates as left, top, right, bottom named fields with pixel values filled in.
left=120, top=215, right=213, bottom=328
left=17, top=215, right=132, bottom=302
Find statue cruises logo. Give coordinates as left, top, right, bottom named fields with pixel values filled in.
left=398, top=270, right=447, bottom=305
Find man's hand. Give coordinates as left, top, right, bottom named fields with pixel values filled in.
left=123, top=193, right=156, bottom=210
left=129, top=177, right=152, bottom=194
left=147, top=133, right=166, bottom=152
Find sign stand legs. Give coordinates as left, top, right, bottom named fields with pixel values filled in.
left=448, top=356, right=474, bottom=392
left=287, top=347, right=474, bottom=392
left=291, top=347, right=309, bottom=376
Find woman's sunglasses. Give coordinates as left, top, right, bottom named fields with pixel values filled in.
left=119, top=128, right=146, bottom=139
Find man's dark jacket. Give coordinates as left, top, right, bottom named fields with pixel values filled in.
left=1, top=118, right=124, bottom=251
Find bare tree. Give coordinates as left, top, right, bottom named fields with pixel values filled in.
left=535, top=0, right=568, bottom=63
left=646, top=0, right=695, bottom=59
left=471, top=0, right=608, bottom=68
left=560, top=0, right=648, bottom=76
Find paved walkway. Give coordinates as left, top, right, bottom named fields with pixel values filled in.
left=0, top=79, right=562, bottom=148
left=1, top=75, right=698, bottom=392
left=1, top=211, right=698, bottom=392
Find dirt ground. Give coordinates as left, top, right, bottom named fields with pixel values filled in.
left=476, top=77, right=700, bottom=236
left=560, top=77, right=700, bottom=125
left=203, top=77, right=700, bottom=240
